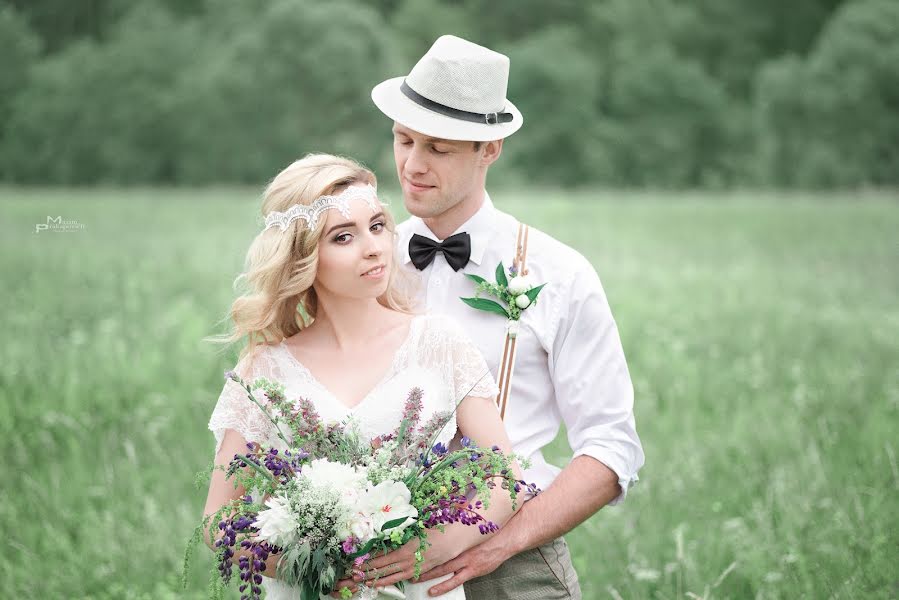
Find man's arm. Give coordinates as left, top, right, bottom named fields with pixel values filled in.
left=485, top=455, right=620, bottom=554
left=420, top=256, right=644, bottom=594
left=415, top=455, right=619, bottom=594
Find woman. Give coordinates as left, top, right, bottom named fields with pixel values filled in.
left=203, top=154, right=521, bottom=599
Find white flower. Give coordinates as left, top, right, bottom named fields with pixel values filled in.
left=507, top=275, right=532, bottom=295
left=302, top=458, right=367, bottom=495
left=349, top=513, right=377, bottom=543
left=361, top=481, right=418, bottom=533
left=514, top=294, right=531, bottom=309
left=254, top=495, right=300, bottom=547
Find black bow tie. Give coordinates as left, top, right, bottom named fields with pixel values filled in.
left=408, top=232, right=471, bottom=271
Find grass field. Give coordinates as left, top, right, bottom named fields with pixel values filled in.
left=2, top=187, right=897, bottom=599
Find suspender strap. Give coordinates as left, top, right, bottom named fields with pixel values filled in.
left=496, top=223, right=529, bottom=419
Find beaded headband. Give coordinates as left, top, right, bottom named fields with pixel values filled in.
left=263, top=183, right=386, bottom=232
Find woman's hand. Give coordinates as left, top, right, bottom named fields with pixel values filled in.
left=356, top=535, right=455, bottom=589
left=331, top=541, right=417, bottom=594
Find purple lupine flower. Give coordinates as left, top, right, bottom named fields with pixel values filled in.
left=262, top=447, right=294, bottom=482
left=460, top=436, right=472, bottom=448
left=232, top=515, right=256, bottom=531
left=419, top=451, right=434, bottom=469
left=287, top=448, right=310, bottom=460
left=409, top=410, right=453, bottom=454
left=520, top=480, right=541, bottom=496
left=216, top=517, right=243, bottom=583
left=234, top=539, right=274, bottom=600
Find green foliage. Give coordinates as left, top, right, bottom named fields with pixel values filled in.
left=0, top=6, right=41, bottom=155
left=390, top=0, right=477, bottom=64
left=3, top=3, right=195, bottom=183
left=1, top=188, right=897, bottom=597
left=174, top=0, right=400, bottom=183
left=502, top=26, right=603, bottom=184
left=461, top=262, right=546, bottom=320
left=460, top=296, right=509, bottom=318
left=757, top=0, right=899, bottom=186
left=598, top=45, right=733, bottom=187
left=1, top=0, right=894, bottom=188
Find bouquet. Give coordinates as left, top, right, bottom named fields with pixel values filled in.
left=184, top=371, right=539, bottom=600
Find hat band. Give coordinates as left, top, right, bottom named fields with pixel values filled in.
left=401, top=80, right=514, bottom=126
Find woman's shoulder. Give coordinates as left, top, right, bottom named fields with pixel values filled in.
left=230, top=340, right=285, bottom=379
left=413, top=313, right=475, bottom=349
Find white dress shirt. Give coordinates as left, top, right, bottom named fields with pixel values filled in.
left=396, top=193, right=644, bottom=504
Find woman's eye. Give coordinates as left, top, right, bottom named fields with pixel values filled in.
left=371, top=221, right=385, bottom=232
left=432, top=147, right=448, bottom=154
left=334, top=233, right=352, bottom=244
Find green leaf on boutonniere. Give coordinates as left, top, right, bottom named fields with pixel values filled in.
left=460, top=297, right=510, bottom=318
left=525, top=283, right=547, bottom=302
left=495, top=262, right=509, bottom=288
left=464, top=273, right=488, bottom=286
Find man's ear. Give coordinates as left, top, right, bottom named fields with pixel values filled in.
left=479, top=138, right=504, bottom=167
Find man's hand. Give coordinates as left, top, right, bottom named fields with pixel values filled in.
left=417, top=456, right=621, bottom=595
left=413, top=535, right=512, bottom=595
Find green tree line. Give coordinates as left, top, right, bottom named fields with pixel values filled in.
left=1, top=0, right=896, bottom=187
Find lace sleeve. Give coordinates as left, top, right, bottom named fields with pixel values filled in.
left=425, top=315, right=499, bottom=402
left=207, top=346, right=281, bottom=455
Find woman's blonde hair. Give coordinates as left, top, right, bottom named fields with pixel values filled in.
left=211, top=153, right=418, bottom=363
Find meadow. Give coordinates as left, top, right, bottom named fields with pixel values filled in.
left=2, top=187, right=896, bottom=599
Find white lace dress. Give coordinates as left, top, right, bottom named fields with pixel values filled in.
left=208, top=314, right=499, bottom=600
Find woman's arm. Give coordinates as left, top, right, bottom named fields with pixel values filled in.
left=450, top=391, right=523, bottom=531
left=202, top=428, right=281, bottom=572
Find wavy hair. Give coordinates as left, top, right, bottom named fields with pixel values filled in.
left=210, top=153, right=418, bottom=363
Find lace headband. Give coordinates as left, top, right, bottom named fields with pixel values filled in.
left=263, top=183, right=387, bottom=232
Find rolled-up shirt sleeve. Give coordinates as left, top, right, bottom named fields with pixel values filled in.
left=549, top=258, right=644, bottom=505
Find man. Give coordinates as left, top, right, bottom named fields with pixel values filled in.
left=368, top=35, right=644, bottom=599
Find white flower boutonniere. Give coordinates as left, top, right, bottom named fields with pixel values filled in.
left=460, top=262, right=546, bottom=338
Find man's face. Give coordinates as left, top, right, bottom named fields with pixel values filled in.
left=392, top=123, right=484, bottom=221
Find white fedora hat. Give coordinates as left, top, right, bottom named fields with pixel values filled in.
left=371, top=35, right=523, bottom=142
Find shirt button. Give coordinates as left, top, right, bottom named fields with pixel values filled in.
left=433, top=278, right=442, bottom=287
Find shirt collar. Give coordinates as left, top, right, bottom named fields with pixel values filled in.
left=400, top=192, right=496, bottom=266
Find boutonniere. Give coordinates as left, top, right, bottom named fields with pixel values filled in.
left=460, top=262, right=546, bottom=338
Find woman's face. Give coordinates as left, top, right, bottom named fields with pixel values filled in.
left=313, top=185, right=393, bottom=301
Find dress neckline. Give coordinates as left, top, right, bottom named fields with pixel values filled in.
left=277, top=314, right=423, bottom=412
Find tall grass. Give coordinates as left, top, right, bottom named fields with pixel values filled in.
left=2, top=187, right=896, bottom=599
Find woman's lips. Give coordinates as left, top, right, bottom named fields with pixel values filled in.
left=361, top=265, right=386, bottom=279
